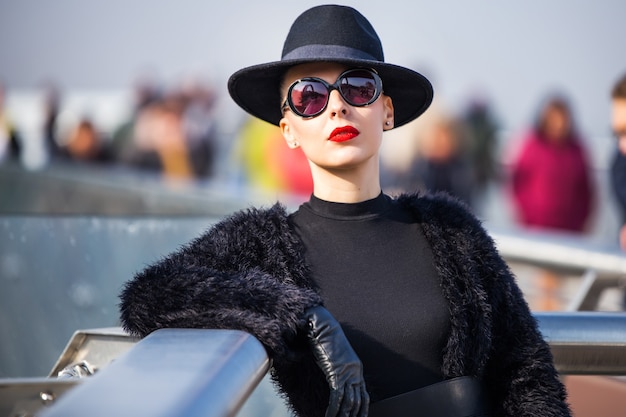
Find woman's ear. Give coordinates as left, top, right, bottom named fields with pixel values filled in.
left=280, top=117, right=300, bottom=148
left=382, top=96, right=395, bottom=130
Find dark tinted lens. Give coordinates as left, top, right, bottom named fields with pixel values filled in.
left=339, top=70, right=378, bottom=105
left=290, top=80, right=329, bottom=116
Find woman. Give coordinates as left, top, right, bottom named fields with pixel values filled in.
left=120, top=5, right=570, bottom=417
left=510, top=94, right=594, bottom=232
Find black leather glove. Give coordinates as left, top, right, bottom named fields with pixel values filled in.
left=304, top=305, right=369, bottom=417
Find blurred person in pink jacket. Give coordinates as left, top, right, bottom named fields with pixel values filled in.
left=510, top=94, right=595, bottom=233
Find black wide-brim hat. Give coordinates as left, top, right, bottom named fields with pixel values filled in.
left=228, top=4, right=433, bottom=129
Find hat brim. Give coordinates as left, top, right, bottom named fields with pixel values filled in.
left=228, top=58, right=433, bottom=128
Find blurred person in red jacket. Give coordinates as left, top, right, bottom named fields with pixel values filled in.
left=509, top=94, right=595, bottom=233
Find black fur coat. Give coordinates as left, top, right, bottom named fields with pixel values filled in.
left=119, top=192, right=571, bottom=417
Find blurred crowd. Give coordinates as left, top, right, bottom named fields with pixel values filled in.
left=110, top=77, right=219, bottom=179
left=2, top=73, right=626, bottom=246
left=0, top=77, right=220, bottom=181
left=379, top=88, right=609, bottom=240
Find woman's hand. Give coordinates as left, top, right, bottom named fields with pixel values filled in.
left=303, top=306, right=369, bottom=417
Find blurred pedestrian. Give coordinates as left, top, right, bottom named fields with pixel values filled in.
left=60, top=117, right=111, bottom=163
left=0, top=82, right=22, bottom=162
left=111, top=77, right=219, bottom=181
left=110, top=75, right=161, bottom=163
left=509, top=94, right=595, bottom=233
left=411, top=113, right=474, bottom=206
left=461, top=97, right=500, bottom=208
left=41, top=82, right=63, bottom=160
left=379, top=95, right=443, bottom=194
left=233, top=116, right=313, bottom=197
left=131, top=94, right=194, bottom=180
left=609, top=73, right=626, bottom=250
left=179, top=77, right=219, bottom=178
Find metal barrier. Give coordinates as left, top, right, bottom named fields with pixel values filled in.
left=27, top=311, right=626, bottom=417
left=0, top=162, right=267, bottom=216
left=38, top=329, right=270, bottom=417
left=536, top=312, right=626, bottom=375
left=491, top=229, right=626, bottom=311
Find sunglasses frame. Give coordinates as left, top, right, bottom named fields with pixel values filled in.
left=281, top=68, right=383, bottom=119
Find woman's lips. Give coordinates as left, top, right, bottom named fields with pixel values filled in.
left=329, top=126, right=360, bottom=142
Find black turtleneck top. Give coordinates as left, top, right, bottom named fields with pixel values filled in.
left=290, top=192, right=450, bottom=402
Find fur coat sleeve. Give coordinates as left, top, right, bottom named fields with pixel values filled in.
left=402, top=192, right=570, bottom=417
left=118, top=203, right=323, bottom=358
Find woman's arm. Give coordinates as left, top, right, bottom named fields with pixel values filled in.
left=119, top=205, right=323, bottom=358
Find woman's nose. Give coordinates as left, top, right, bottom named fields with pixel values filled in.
left=326, top=90, right=348, bottom=117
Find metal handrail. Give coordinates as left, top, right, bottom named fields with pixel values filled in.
left=536, top=312, right=626, bottom=375
left=38, top=329, right=270, bottom=417
left=490, top=229, right=626, bottom=310
left=34, top=312, right=626, bottom=417
left=491, top=229, right=626, bottom=276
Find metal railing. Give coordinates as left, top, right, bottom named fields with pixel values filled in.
left=30, top=311, right=626, bottom=417
left=536, top=312, right=626, bottom=375
left=38, top=329, right=270, bottom=417
left=491, top=228, right=626, bottom=311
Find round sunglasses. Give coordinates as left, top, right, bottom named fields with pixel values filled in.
left=281, top=68, right=383, bottom=118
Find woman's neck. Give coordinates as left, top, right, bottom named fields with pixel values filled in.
left=309, top=159, right=381, bottom=203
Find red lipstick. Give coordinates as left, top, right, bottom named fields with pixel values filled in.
left=329, top=126, right=360, bottom=142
